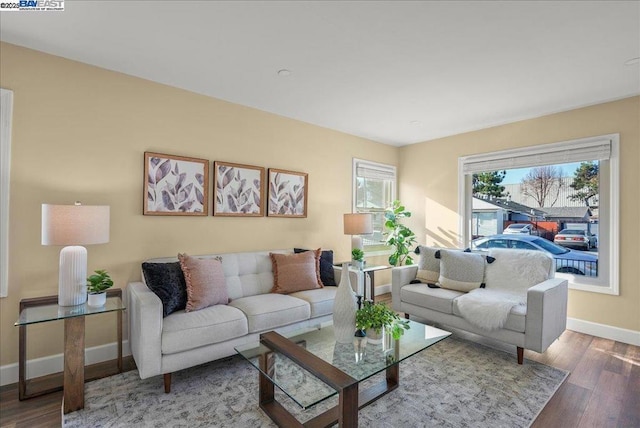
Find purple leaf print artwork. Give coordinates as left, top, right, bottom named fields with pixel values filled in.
left=268, top=170, right=307, bottom=217
left=145, top=153, right=207, bottom=214
left=214, top=162, right=263, bottom=215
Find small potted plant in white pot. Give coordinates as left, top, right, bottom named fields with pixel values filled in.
left=86, top=269, right=113, bottom=307
left=355, top=301, right=410, bottom=343
left=351, top=248, right=365, bottom=269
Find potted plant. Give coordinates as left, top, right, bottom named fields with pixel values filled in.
left=384, top=200, right=417, bottom=266
left=351, top=248, right=365, bottom=269
left=355, top=301, right=410, bottom=342
left=86, top=269, right=113, bottom=307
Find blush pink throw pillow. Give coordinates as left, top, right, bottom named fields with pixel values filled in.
left=178, top=253, right=229, bottom=312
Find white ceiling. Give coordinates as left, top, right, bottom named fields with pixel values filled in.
left=1, top=1, right=639, bottom=146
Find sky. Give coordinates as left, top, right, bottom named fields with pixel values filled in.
left=502, top=162, right=583, bottom=184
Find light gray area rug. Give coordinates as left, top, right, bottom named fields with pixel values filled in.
left=64, top=337, right=567, bottom=427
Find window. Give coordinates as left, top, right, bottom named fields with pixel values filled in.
left=0, top=88, right=13, bottom=298
left=459, top=134, right=619, bottom=295
left=353, top=158, right=396, bottom=250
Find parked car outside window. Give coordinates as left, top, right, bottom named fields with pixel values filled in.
left=503, top=223, right=535, bottom=235
left=471, top=234, right=598, bottom=276
left=554, top=229, right=598, bottom=250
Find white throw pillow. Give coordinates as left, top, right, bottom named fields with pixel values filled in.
left=485, top=248, right=552, bottom=294
left=437, top=249, right=486, bottom=292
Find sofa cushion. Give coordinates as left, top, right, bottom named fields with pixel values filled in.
left=179, top=253, right=229, bottom=311
left=229, top=294, right=310, bottom=333
left=415, top=245, right=441, bottom=284
left=452, top=298, right=526, bottom=333
left=141, top=261, right=187, bottom=317
left=270, top=250, right=323, bottom=294
left=290, top=287, right=337, bottom=318
left=294, top=248, right=336, bottom=286
left=438, top=249, right=485, bottom=292
left=400, top=283, right=465, bottom=314
left=161, top=304, right=248, bottom=355
left=486, top=249, right=553, bottom=293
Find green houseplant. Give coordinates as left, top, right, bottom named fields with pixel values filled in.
left=384, top=200, right=417, bottom=266
left=355, top=301, right=410, bottom=340
left=86, top=269, right=113, bottom=307
left=351, top=248, right=364, bottom=269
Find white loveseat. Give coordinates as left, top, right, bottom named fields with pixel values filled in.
left=128, top=249, right=359, bottom=392
left=392, top=248, right=568, bottom=364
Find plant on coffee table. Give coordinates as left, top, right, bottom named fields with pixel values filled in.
left=355, top=301, right=410, bottom=340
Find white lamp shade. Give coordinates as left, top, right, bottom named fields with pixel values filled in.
left=42, top=204, right=110, bottom=246
left=343, top=213, right=373, bottom=235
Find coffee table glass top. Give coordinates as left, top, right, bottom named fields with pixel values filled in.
left=235, top=320, right=450, bottom=409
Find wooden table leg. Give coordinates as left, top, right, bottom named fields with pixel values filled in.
left=338, top=383, right=358, bottom=427
left=63, top=316, right=85, bottom=414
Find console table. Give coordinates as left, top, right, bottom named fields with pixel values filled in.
left=15, top=288, right=125, bottom=413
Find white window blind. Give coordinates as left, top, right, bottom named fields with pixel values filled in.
left=356, top=161, right=396, bottom=180
left=462, top=138, right=611, bottom=174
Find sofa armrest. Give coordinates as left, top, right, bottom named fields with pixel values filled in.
left=524, top=277, right=568, bottom=353
left=128, top=282, right=163, bottom=379
left=391, top=265, right=419, bottom=312
left=333, top=266, right=365, bottom=294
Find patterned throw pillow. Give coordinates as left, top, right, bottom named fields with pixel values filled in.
left=141, top=262, right=187, bottom=317
left=294, top=248, right=336, bottom=286
left=415, top=245, right=441, bottom=284
left=178, top=254, right=229, bottom=312
left=437, top=249, right=486, bottom=292
left=270, top=249, right=323, bottom=294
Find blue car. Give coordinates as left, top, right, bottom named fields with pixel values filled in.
left=471, top=234, right=598, bottom=276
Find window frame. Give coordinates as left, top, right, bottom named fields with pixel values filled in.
left=0, top=88, right=13, bottom=298
left=352, top=158, right=397, bottom=253
left=458, top=134, right=619, bottom=295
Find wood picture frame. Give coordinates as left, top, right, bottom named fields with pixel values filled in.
left=213, top=161, right=265, bottom=216
left=267, top=168, right=308, bottom=218
left=144, top=152, right=209, bottom=216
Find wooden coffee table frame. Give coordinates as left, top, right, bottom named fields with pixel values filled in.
left=258, top=331, right=399, bottom=428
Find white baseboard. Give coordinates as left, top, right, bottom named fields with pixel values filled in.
left=0, top=340, right=131, bottom=387
left=375, top=283, right=391, bottom=296
left=566, top=318, right=640, bottom=346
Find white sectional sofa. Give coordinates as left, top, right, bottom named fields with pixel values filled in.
left=128, top=249, right=358, bottom=392
left=392, top=248, right=568, bottom=364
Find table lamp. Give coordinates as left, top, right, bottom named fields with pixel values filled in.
left=343, top=213, right=373, bottom=252
left=42, top=202, right=110, bottom=306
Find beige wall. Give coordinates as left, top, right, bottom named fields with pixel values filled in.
left=0, top=43, right=398, bottom=365
left=400, top=96, right=640, bottom=332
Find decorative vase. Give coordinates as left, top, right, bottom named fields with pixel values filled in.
left=332, top=262, right=357, bottom=343
left=87, top=292, right=107, bottom=308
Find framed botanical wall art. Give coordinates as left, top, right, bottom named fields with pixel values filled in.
left=144, top=152, right=209, bottom=216
left=267, top=168, right=308, bottom=218
left=213, top=161, right=265, bottom=216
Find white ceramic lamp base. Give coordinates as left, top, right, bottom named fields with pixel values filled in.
left=58, top=245, right=88, bottom=306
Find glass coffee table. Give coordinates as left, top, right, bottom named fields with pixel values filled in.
left=235, top=320, right=450, bottom=427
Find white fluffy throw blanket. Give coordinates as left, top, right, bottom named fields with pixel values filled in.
left=456, top=289, right=525, bottom=331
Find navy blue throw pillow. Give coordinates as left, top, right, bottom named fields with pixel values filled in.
left=142, top=262, right=187, bottom=317
left=293, top=248, right=336, bottom=286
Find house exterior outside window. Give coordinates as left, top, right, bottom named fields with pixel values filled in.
left=459, top=134, right=619, bottom=295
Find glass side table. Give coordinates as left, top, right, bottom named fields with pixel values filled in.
left=15, top=288, right=126, bottom=414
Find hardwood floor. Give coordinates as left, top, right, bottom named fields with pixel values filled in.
left=1, top=293, right=638, bottom=427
